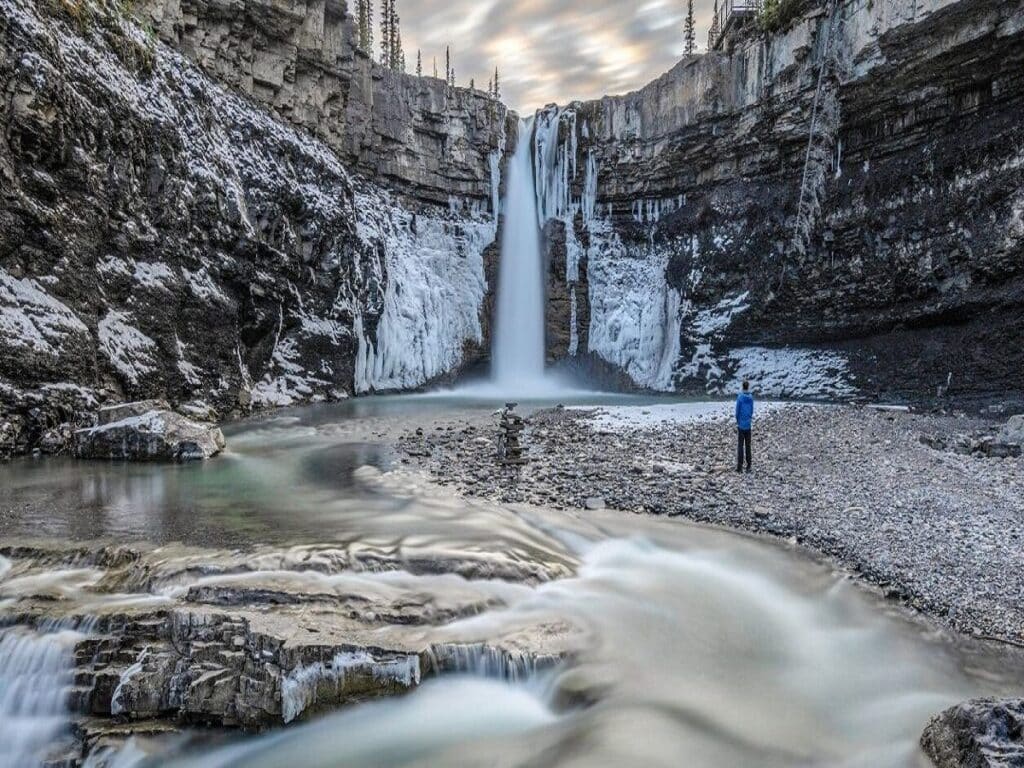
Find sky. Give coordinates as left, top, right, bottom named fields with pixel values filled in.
left=399, top=0, right=718, bottom=112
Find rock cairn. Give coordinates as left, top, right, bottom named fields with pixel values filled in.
left=498, top=403, right=527, bottom=466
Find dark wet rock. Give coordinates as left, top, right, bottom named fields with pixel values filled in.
left=921, top=698, right=1024, bottom=768
left=536, top=0, right=1024, bottom=407
left=0, top=0, right=511, bottom=459
left=73, top=406, right=226, bottom=461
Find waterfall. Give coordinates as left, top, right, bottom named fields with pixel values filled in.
left=0, top=627, right=79, bottom=768
left=492, top=117, right=546, bottom=388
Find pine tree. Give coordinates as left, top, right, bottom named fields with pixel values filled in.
left=379, top=0, right=388, bottom=65
left=493, top=67, right=500, bottom=100
left=445, top=46, right=451, bottom=85
left=449, top=65, right=455, bottom=87
left=684, top=0, right=696, bottom=54
left=470, top=78, right=475, bottom=91
left=433, top=56, right=438, bottom=79
left=356, top=0, right=372, bottom=53
left=488, top=76, right=493, bottom=97
left=390, top=7, right=403, bottom=70
left=416, top=49, right=422, bottom=77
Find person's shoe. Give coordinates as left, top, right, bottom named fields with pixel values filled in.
left=736, top=467, right=743, bottom=473
left=745, top=466, right=752, bottom=473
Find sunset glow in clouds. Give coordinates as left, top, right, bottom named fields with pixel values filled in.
left=399, top=0, right=718, bottom=111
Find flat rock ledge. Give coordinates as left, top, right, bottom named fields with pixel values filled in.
left=921, top=698, right=1024, bottom=768
left=73, top=400, right=226, bottom=461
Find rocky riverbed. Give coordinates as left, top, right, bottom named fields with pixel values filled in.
left=398, top=402, right=1024, bottom=647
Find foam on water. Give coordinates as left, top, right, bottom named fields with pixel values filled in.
left=159, top=678, right=557, bottom=768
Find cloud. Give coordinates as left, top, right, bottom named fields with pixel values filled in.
left=397, top=0, right=718, bottom=111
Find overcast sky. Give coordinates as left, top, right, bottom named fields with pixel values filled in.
left=398, top=0, right=717, bottom=112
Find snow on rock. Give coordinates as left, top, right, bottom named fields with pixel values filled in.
left=726, top=347, right=855, bottom=400
left=133, top=262, right=176, bottom=291
left=0, top=268, right=89, bottom=355
left=97, top=310, right=159, bottom=387
left=73, top=405, right=226, bottom=461
left=691, top=293, right=751, bottom=336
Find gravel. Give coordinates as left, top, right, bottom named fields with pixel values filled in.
left=396, top=404, right=1024, bottom=646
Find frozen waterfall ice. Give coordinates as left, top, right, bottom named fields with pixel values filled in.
left=492, top=118, right=547, bottom=391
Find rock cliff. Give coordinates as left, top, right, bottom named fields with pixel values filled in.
left=0, top=0, right=511, bottom=456
left=535, top=0, right=1024, bottom=406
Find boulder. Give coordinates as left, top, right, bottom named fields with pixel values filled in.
left=921, top=698, right=1024, bottom=768
left=97, top=400, right=172, bottom=426
left=74, top=405, right=225, bottom=461
left=998, top=415, right=1024, bottom=448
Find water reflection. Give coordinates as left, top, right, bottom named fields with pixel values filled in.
left=0, top=393, right=671, bottom=547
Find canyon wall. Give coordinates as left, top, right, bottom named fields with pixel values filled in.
left=537, top=0, right=1024, bottom=406
left=0, top=0, right=511, bottom=454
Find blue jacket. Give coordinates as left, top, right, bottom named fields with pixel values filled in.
left=735, top=392, right=754, bottom=431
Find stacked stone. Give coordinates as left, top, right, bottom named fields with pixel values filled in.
left=499, top=404, right=527, bottom=466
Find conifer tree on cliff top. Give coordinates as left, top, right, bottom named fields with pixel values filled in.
left=376, top=0, right=404, bottom=71
left=379, top=0, right=390, bottom=65
left=356, top=0, right=372, bottom=52
left=684, top=0, right=696, bottom=54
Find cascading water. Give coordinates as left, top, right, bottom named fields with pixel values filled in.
left=492, top=118, right=547, bottom=390
left=0, top=626, right=79, bottom=768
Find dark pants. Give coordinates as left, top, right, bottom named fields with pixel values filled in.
left=737, top=429, right=752, bottom=471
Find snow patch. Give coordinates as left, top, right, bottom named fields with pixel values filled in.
left=573, top=401, right=791, bottom=433
left=0, top=268, right=89, bottom=355
left=133, top=262, right=175, bottom=291
left=725, top=346, right=855, bottom=399
left=97, top=310, right=158, bottom=386
left=691, top=292, right=750, bottom=336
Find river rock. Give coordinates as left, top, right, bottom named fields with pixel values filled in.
left=921, top=698, right=1024, bottom=768
left=73, top=406, right=226, bottom=461
left=998, top=416, right=1024, bottom=448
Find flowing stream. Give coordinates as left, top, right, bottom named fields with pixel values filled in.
left=1, top=397, right=1022, bottom=768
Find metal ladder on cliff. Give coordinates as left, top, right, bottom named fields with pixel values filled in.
left=789, top=0, right=844, bottom=261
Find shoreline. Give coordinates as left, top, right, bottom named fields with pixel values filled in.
left=396, top=402, right=1024, bottom=648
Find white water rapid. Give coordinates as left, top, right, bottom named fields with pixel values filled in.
left=492, top=118, right=548, bottom=393
left=0, top=626, right=80, bottom=768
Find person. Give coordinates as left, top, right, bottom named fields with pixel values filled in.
left=735, top=380, right=754, bottom=473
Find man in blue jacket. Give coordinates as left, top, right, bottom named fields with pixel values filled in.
left=735, top=380, right=754, bottom=473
